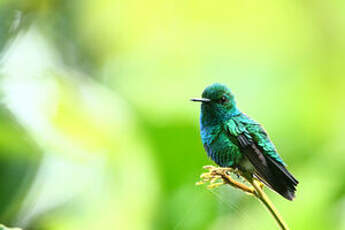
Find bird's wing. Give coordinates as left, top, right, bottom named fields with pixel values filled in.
left=225, top=115, right=298, bottom=200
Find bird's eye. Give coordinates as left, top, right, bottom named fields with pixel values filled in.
left=220, top=96, right=228, bottom=104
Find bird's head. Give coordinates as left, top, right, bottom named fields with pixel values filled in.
left=191, top=83, right=239, bottom=125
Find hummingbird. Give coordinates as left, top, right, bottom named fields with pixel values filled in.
left=192, top=83, right=298, bottom=200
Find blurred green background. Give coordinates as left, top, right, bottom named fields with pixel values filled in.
left=0, top=0, right=345, bottom=229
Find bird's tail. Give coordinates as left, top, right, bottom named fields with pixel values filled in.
left=254, top=156, right=298, bottom=200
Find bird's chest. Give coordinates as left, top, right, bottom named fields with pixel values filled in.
left=201, top=125, right=242, bottom=167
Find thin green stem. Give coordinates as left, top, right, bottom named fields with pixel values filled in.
left=197, top=166, right=290, bottom=230
left=249, top=179, right=289, bottom=230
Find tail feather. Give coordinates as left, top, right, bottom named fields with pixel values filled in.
left=255, top=156, right=298, bottom=200
left=236, top=134, right=299, bottom=200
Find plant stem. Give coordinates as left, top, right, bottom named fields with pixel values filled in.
left=221, top=170, right=255, bottom=194
left=249, top=179, right=289, bottom=230
left=197, top=166, right=290, bottom=230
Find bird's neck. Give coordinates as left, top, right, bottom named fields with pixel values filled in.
left=200, top=106, right=241, bottom=127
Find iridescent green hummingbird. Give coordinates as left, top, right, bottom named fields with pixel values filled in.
left=192, top=83, right=298, bottom=200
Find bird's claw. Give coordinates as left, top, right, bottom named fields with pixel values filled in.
left=197, top=165, right=256, bottom=195
left=231, top=168, right=241, bottom=178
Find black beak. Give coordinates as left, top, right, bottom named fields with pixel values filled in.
left=190, top=98, right=211, bottom=102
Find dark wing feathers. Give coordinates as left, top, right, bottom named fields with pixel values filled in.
left=266, top=156, right=299, bottom=186
left=237, top=133, right=298, bottom=200
left=238, top=135, right=268, bottom=166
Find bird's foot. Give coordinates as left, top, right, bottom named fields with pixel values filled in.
left=197, top=165, right=255, bottom=195
left=230, top=168, right=241, bottom=178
